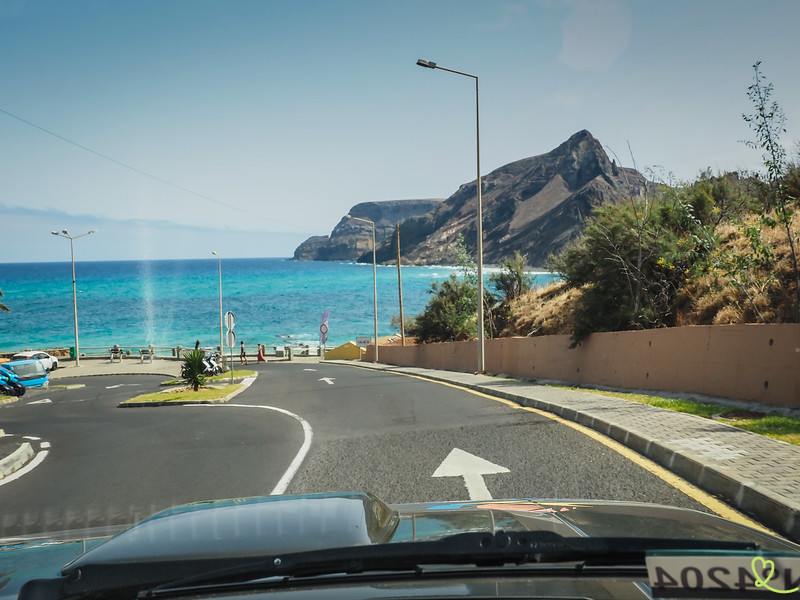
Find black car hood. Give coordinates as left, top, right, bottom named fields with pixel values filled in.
left=63, top=493, right=797, bottom=572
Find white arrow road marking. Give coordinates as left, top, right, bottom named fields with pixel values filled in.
left=432, top=448, right=510, bottom=501
left=27, top=399, right=52, bottom=405
left=319, top=377, right=335, bottom=385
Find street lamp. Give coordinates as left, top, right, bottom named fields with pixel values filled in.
left=212, top=252, right=223, bottom=355
left=51, top=229, right=97, bottom=367
left=416, top=58, right=485, bottom=372
left=346, top=214, right=378, bottom=363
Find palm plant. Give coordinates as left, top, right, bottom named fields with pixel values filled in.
left=181, top=348, right=207, bottom=391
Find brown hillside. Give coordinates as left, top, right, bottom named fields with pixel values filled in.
left=504, top=210, right=800, bottom=338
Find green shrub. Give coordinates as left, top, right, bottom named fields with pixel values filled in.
left=181, top=349, right=207, bottom=391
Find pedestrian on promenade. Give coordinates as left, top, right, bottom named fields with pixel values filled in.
left=257, top=344, right=266, bottom=362
left=240, top=341, right=248, bottom=365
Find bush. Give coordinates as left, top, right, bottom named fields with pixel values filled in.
left=550, top=187, right=714, bottom=343
left=409, top=234, right=479, bottom=343
left=181, top=349, right=207, bottom=391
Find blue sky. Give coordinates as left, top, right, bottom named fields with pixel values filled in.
left=1, top=0, right=798, bottom=263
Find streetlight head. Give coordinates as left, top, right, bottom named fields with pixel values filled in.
left=51, top=231, right=59, bottom=236
left=416, top=58, right=436, bottom=69
left=88, top=229, right=97, bottom=235
left=62, top=229, right=69, bottom=235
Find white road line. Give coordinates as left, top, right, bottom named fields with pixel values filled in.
left=189, top=404, right=313, bottom=496
left=0, top=451, right=49, bottom=487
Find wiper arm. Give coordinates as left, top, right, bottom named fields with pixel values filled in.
left=140, top=531, right=758, bottom=598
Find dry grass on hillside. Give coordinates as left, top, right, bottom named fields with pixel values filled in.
left=504, top=211, right=800, bottom=337
left=503, top=280, right=578, bottom=337
left=676, top=211, right=800, bottom=325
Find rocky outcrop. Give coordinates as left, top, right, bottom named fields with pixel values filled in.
left=378, top=130, right=648, bottom=267
left=292, top=199, right=444, bottom=261
left=293, top=131, right=649, bottom=266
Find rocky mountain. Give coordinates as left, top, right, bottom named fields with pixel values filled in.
left=292, top=199, right=444, bottom=261
left=293, top=130, right=648, bottom=266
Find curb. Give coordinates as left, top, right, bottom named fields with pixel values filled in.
left=118, top=375, right=257, bottom=408
left=513, top=394, right=800, bottom=543
left=0, top=442, right=33, bottom=480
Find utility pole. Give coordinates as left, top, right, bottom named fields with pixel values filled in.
left=396, top=223, right=405, bottom=346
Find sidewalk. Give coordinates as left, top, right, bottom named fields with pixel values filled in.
left=2, top=357, right=799, bottom=543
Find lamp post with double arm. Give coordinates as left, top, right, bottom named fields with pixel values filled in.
left=416, top=58, right=485, bottom=372
left=51, top=229, right=97, bottom=367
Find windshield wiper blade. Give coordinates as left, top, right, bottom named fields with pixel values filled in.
left=140, top=531, right=759, bottom=598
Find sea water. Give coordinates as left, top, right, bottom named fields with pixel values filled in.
left=0, top=258, right=556, bottom=353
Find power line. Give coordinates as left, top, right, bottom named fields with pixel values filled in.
left=0, top=106, right=314, bottom=233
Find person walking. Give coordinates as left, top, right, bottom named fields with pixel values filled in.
left=240, top=341, right=248, bottom=365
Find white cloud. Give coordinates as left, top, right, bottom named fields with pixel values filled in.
left=558, top=0, right=631, bottom=72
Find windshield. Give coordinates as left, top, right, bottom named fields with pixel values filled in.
left=4, top=363, right=45, bottom=378
left=2, top=2, right=800, bottom=600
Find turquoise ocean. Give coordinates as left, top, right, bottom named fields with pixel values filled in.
left=0, top=258, right=556, bottom=354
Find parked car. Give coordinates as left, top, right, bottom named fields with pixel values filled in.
left=1, top=359, right=49, bottom=387
left=11, top=350, right=59, bottom=371
left=4, top=492, right=800, bottom=600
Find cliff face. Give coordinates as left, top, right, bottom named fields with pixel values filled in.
left=381, top=130, right=648, bottom=266
left=292, top=199, right=445, bottom=261
left=293, top=131, right=648, bottom=266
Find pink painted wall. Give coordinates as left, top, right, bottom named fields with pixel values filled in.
left=367, top=324, right=800, bottom=408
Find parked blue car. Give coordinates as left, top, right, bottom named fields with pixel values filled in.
left=1, top=358, right=49, bottom=388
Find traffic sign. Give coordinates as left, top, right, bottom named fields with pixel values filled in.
left=320, top=323, right=328, bottom=334
left=225, top=311, right=235, bottom=331
left=225, top=329, right=236, bottom=348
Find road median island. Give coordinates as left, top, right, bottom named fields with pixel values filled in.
left=120, top=373, right=257, bottom=407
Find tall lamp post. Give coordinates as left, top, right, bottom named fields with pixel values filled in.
left=346, top=214, right=378, bottom=363
left=212, top=252, right=223, bottom=354
left=416, top=58, right=485, bottom=373
left=51, top=229, right=97, bottom=367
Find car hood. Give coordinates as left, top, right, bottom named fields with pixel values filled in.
left=2, top=492, right=798, bottom=599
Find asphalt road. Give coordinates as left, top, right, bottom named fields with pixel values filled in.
left=0, top=362, right=710, bottom=538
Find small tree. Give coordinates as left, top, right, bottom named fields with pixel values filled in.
left=486, top=251, right=534, bottom=335
left=408, top=234, right=480, bottom=343
left=742, top=61, right=799, bottom=321
left=181, top=348, right=207, bottom=391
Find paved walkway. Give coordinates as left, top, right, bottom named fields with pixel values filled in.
left=2, top=357, right=799, bottom=543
